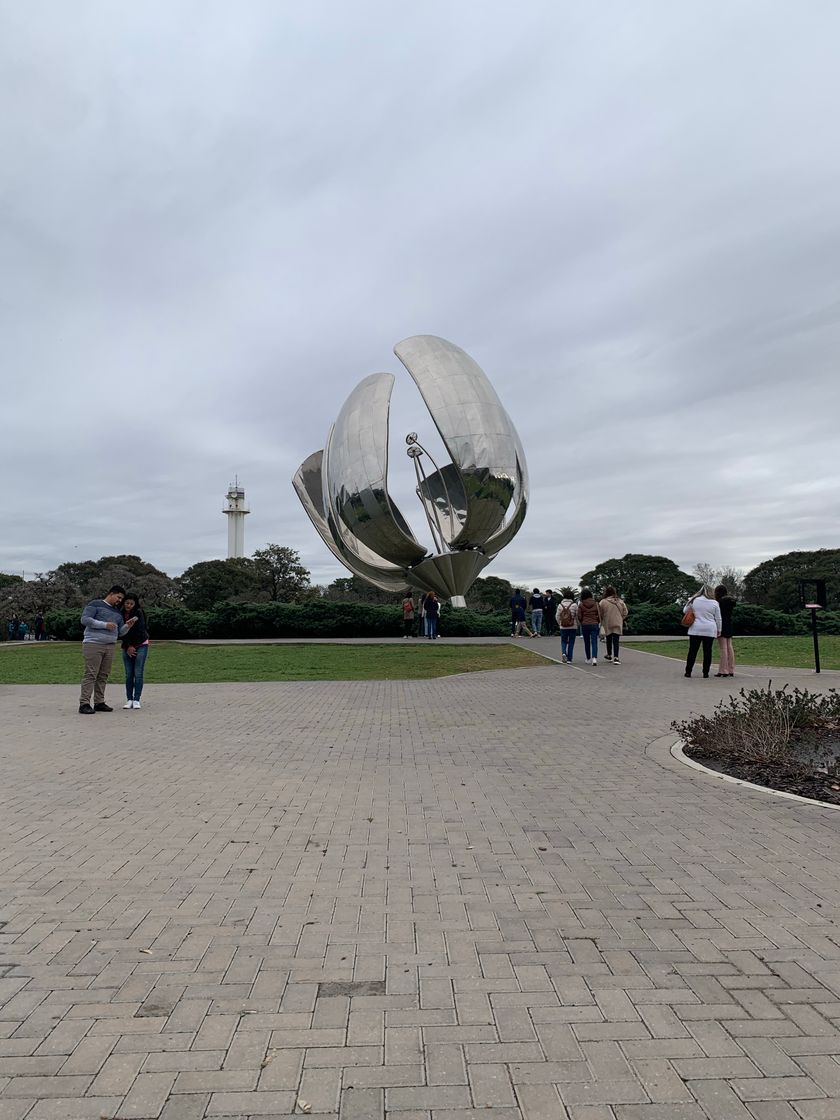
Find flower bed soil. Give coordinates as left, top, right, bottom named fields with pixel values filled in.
left=688, top=727, right=840, bottom=806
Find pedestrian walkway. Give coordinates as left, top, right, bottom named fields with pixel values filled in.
left=1, top=648, right=840, bottom=1119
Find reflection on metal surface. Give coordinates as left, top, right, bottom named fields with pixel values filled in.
left=292, top=335, right=527, bottom=604
left=325, top=373, right=426, bottom=568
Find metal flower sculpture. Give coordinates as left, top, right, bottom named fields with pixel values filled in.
left=292, top=335, right=528, bottom=605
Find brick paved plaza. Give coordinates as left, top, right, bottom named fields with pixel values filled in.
left=2, top=647, right=840, bottom=1119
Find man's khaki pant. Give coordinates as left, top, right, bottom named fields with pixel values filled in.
left=80, top=643, right=116, bottom=706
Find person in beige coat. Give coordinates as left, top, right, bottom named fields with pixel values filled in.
left=598, top=585, right=628, bottom=664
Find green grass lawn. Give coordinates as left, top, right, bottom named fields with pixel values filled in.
left=624, top=635, right=840, bottom=670
left=0, top=641, right=543, bottom=684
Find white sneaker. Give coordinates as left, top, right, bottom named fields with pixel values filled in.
left=132, top=700, right=141, bottom=709
left=561, top=654, right=568, bottom=663
left=123, top=701, right=133, bottom=709
left=585, top=658, right=591, bottom=664
left=613, top=659, right=621, bottom=665
left=591, top=658, right=597, bottom=666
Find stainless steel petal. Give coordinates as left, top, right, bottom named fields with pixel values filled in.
left=407, top=551, right=491, bottom=600
left=292, top=450, right=410, bottom=593
left=483, top=438, right=529, bottom=557
left=394, top=335, right=526, bottom=549
left=416, top=463, right=467, bottom=546
left=325, top=372, right=427, bottom=568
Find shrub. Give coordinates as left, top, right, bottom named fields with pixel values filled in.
left=45, top=606, right=211, bottom=641
left=144, top=608, right=212, bottom=639
left=44, top=609, right=84, bottom=641
left=206, top=602, right=511, bottom=639
left=623, top=603, right=683, bottom=635
left=729, top=604, right=797, bottom=635
left=793, top=610, right=840, bottom=636
left=622, top=602, right=840, bottom=637
left=672, top=684, right=840, bottom=767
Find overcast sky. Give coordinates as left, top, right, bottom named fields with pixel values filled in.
left=3, top=1, right=839, bottom=591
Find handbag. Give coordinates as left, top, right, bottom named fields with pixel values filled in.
left=681, top=607, right=695, bottom=628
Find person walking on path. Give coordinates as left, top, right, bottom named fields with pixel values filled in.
left=423, top=591, right=440, bottom=639
left=34, top=613, right=46, bottom=641
left=556, top=594, right=578, bottom=663
left=543, top=590, right=558, bottom=636
left=120, top=593, right=149, bottom=709
left=599, top=586, right=628, bottom=664
left=401, top=591, right=416, bottom=638
left=511, top=593, right=534, bottom=638
left=509, top=589, right=527, bottom=637
left=79, top=585, right=137, bottom=714
left=577, top=588, right=600, bottom=665
left=714, top=584, right=737, bottom=677
left=529, top=588, right=545, bottom=636
left=684, top=586, right=722, bottom=679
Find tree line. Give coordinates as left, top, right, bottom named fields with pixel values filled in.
left=2, top=546, right=839, bottom=633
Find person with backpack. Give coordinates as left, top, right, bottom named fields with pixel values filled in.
left=577, top=588, right=601, bottom=665
left=556, top=594, right=578, bottom=663
left=598, top=585, right=628, bottom=664
left=529, top=588, right=545, bottom=636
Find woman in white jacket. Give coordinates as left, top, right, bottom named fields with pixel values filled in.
left=684, top=586, right=723, bottom=679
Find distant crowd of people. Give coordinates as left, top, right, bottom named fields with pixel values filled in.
left=508, top=587, right=628, bottom=665
left=6, top=614, right=47, bottom=641
left=506, top=583, right=737, bottom=676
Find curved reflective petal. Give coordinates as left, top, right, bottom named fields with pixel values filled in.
left=409, top=551, right=491, bottom=601
left=483, top=435, right=529, bottom=558
left=416, top=463, right=467, bottom=547
left=394, top=335, right=523, bottom=549
left=325, top=373, right=427, bottom=568
left=292, top=450, right=410, bottom=593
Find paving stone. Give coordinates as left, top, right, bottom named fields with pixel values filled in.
left=1, top=1074, right=92, bottom=1097
left=339, top=1086, right=384, bottom=1118
left=731, top=1077, right=825, bottom=1101
left=26, top=1100, right=123, bottom=1120
left=205, top=1088, right=297, bottom=1114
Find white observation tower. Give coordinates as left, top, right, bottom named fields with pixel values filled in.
left=223, top=478, right=249, bottom=558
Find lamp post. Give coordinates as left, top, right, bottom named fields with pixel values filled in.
left=799, top=579, right=827, bottom=674
left=805, top=603, right=823, bottom=674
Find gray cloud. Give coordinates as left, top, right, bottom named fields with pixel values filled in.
left=3, top=1, right=839, bottom=592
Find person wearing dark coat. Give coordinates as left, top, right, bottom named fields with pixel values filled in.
left=120, top=593, right=150, bottom=708
left=714, top=585, right=737, bottom=677
left=543, top=590, right=558, bottom=636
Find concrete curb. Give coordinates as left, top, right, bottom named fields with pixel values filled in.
left=669, top=738, right=840, bottom=813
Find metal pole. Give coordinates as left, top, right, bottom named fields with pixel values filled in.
left=811, top=607, right=821, bottom=674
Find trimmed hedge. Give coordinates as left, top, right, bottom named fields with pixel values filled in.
left=45, top=603, right=511, bottom=641
left=43, top=601, right=840, bottom=642
left=619, top=603, right=840, bottom=637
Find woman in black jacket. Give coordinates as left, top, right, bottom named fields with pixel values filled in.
left=121, top=592, right=150, bottom=708
left=714, top=585, right=736, bottom=677
left=423, top=592, right=440, bottom=639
